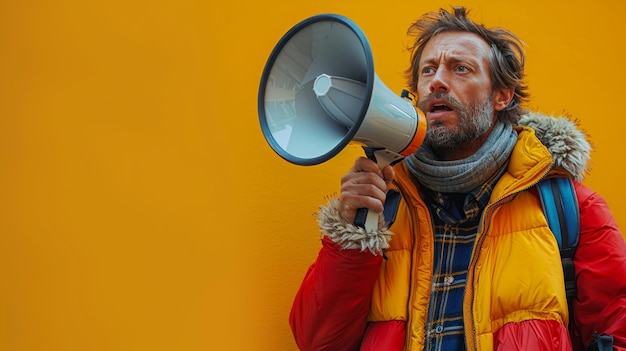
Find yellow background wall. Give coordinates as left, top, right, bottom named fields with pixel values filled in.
left=1, top=0, right=624, bottom=350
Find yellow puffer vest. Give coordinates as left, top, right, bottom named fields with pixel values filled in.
left=367, top=126, right=569, bottom=350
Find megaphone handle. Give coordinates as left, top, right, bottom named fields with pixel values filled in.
left=354, top=207, right=379, bottom=232
left=353, top=146, right=385, bottom=231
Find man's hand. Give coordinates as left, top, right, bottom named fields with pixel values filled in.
left=338, top=157, right=395, bottom=224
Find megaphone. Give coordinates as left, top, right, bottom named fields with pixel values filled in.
left=258, top=14, right=427, bottom=230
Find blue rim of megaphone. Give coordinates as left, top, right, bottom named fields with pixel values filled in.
left=258, top=14, right=375, bottom=166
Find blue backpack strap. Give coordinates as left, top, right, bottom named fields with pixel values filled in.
left=536, top=177, right=579, bottom=332
left=536, top=177, right=580, bottom=249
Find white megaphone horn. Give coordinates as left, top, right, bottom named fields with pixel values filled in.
left=258, top=14, right=427, bottom=231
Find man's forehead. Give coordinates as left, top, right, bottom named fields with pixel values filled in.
left=422, top=31, right=491, bottom=58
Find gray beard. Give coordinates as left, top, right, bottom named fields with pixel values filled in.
left=419, top=93, right=495, bottom=153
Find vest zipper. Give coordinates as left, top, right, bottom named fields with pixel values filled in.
left=465, top=194, right=513, bottom=350
left=464, top=167, right=552, bottom=350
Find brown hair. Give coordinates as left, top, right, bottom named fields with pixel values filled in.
left=405, top=6, right=528, bottom=124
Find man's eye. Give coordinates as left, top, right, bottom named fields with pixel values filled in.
left=422, top=67, right=434, bottom=75
left=457, top=66, right=469, bottom=72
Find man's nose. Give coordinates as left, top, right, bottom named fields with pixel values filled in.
left=429, top=69, right=449, bottom=93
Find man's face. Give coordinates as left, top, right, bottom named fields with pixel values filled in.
left=415, top=31, right=501, bottom=159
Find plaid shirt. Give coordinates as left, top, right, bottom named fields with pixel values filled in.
left=420, top=168, right=504, bottom=351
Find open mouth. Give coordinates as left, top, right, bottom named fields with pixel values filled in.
left=430, top=103, right=453, bottom=113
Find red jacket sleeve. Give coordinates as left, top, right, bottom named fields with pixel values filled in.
left=289, top=237, right=383, bottom=351
left=494, top=319, right=572, bottom=350
left=572, top=182, right=626, bottom=351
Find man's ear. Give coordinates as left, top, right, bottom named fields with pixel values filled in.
left=493, top=88, right=515, bottom=112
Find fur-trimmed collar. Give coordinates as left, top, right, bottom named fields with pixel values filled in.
left=517, top=112, right=592, bottom=182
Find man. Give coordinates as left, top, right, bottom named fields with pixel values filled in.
left=289, top=6, right=626, bottom=351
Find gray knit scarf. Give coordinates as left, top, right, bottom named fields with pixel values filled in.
left=405, top=120, right=518, bottom=193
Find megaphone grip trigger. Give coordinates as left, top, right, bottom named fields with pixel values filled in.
left=363, top=146, right=384, bottom=164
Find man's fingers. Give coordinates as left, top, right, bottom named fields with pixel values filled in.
left=339, top=192, right=385, bottom=222
left=338, top=157, right=396, bottom=223
left=351, top=157, right=383, bottom=176
left=382, top=165, right=395, bottom=184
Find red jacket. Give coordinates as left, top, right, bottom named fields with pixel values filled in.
left=290, top=184, right=626, bottom=351
left=289, top=115, right=626, bottom=350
